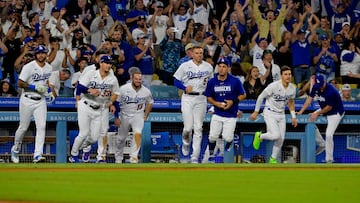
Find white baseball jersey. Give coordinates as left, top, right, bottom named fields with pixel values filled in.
left=172, top=11, right=192, bottom=40
left=173, top=60, right=214, bottom=93
left=79, top=69, right=120, bottom=105
left=118, top=83, right=154, bottom=117
left=255, top=80, right=296, bottom=113
left=251, top=43, right=276, bottom=69
left=192, top=3, right=209, bottom=28
left=19, top=60, right=52, bottom=96
left=257, top=62, right=281, bottom=82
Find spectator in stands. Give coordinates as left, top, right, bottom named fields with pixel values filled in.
left=230, top=62, right=247, bottom=84
left=315, top=16, right=334, bottom=39
left=340, top=83, right=355, bottom=101
left=172, top=0, right=193, bottom=40
left=0, top=78, right=18, bottom=97
left=179, top=42, right=193, bottom=66
left=273, top=30, right=292, bottom=68
left=48, top=68, right=71, bottom=97
left=2, top=19, right=22, bottom=86
left=133, top=33, right=156, bottom=86
left=64, top=0, right=95, bottom=29
left=33, top=0, right=54, bottom=23
left=250, top=31, right=276, bottom=70
left=220, top=23, right=241, bottom=64
left=258, top=49, right=280, bottom=87
left=126, top=0, right=148, bottom=32
left=192, top=0, right=210, bottom=29
left=132, top=15, right=152, bottom=46
left=0, top=0, right=9, bottom=25
left=252, top=0, right=287, bottom=46
left=181, top=18, right=195, bottom=44
left=47, top=36, right=66, bottom=71
left=158, top=27, right=183, bottom=85
left=313, top=34, right=338, bottom=82
left=340, top=21, right=353, bottom=41
left=203, top=31, right=221, bottom=62
left=340, top=40, right=360, bottom=85
left=323, top=2, right=353, bottom=33
left=110, top=28, right=134, bottom=86
left=291, top=12, right=317, bottom=86
left=243, top=66, right=268, bottom=100
left=71, top=56, right=88, bottom=89
left=46, top=7, right=68, bottom=43
left=108, top=0, right=129, bottom=23
left=90, top=4, right=114, bottom=48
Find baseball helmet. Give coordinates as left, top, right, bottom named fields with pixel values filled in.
left=35, top=45, right=48, bottom=54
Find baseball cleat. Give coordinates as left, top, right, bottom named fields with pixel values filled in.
left=11, top=147, right=19, bottom=164
left=82, top=151, right=90, bottom=163
left=96, top=159, right=106, bottom=164
left=181, top=144, right=190, bottom=156
left=68, top=155, right=80, bottom=163
left=316, top=146, right=325, bottom=155
left=130, top=157, right=138, bottom=164
left=252, top=131, right=262, bottom=150
left=33, top=155, right=46, bottom=163
left=190, top=157, right=198, bottom=164
left=269, top=157, right=278, bottom=164
left=207, top=156, right=215, bottom=164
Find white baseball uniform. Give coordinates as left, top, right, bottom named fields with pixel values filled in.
left=173, top=60, right=213, bottom=162
left=114, top=83, right=153, bottom=163
left=78, top=64, right=116, bottom=161
left=12, top=60, right=52, bottom=159
left=254, top=80, right=296, bottom=160
left=71, top=69, right=120, bottom=157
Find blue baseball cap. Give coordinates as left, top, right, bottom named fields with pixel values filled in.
left=35, top=45, right=48, bottom=54
left=23, top=36, right=34, bottom=44
left=313, top=74, right=325, bottom=90
left=51, top=7, right=61, bottom=13
left=100, top=55, right=113, bottom=64
left=320, top=34, right=328, bottom=40
left=217, top=57, right=231, bottom=67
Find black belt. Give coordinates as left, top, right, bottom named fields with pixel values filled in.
left=24, top=94, right=42, bottom=101
left=186, top=92, right=203, bottom=95
left=84, top=101, right=100, bottom=110
left=267, top=108, right=283, bottom=114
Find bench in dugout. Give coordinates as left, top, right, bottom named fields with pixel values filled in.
left=150, top=132, right=180, bottom=163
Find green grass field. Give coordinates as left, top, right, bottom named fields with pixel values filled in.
left=0, top=164, right=359, bottom=203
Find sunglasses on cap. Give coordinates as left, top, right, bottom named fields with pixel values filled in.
left=226, top=36, right=233, bottom=40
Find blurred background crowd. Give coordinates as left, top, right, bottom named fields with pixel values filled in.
left=0, top=0, right=359, bottom=101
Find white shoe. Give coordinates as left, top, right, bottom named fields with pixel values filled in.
left=316, top=146, right=325, bottom=155
left=190, top=157, right=198, bottom=164
left=11, top=147, right=19, bottom=164
left=130, top=157, right=138, bottom=163
left=33, top=155, right=46, bottom=163
left=182, top=144, right=190, bottom=156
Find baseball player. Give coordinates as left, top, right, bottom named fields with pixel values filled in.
left=297, top=74, right=344, bottom=163
left=250, top=66, right=297, bottom=164
left=69, top=55, right=120, bottom=163
left=204, top=58, right=246, bottom=163
left=173, top=45, right=214, bottom=163
left=10, top=45, right=54, bottom=163
left=114, top=67, right=153, bottom=164
left=77, top=50, right=114, bottom=163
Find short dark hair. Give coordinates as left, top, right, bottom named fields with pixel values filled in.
left=280, top=66, right=292, bottom=75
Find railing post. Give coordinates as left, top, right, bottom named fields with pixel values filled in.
left=56, top=121, right=67, bottom=163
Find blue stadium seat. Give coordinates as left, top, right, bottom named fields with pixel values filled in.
left=150, top=132, right=180, bottom=162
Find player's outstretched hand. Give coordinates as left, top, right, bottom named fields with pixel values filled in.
left=309, top=112, right=318, bottom=122
left=114, top=118, right=121, bottom=127
left=249, top=112, right=258, bottom=121
left=292, top=118, right=298, bottom=127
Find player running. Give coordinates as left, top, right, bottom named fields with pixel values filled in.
left=297, top=74, right=344, bottom=163
left=69, top=55, right=120, bottom=163
left=113, top=67, right=153, bottom=163
left=250, top=66, right=297, bottom=163
left=204, top=58, right=246, bottom=163
left=173, top=45, right=214, bottom=163
left=11, top=45, right=54, bottom=163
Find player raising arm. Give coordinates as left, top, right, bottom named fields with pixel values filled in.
left=69, top=55, right=120, bottom=163
left=297, top=74, right=345, bottom=163
left=250, top=66, right=297, bottom=163
left=11, top=45, right=54, bottom=163
left=204, top=58, right=246, bottom=163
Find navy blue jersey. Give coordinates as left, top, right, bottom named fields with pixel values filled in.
left=205, top=74, right=245, bottom=118
left=310, top=83, right=345, bottom=116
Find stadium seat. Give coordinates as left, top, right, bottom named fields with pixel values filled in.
left=150, top=132, right=180, bottom=162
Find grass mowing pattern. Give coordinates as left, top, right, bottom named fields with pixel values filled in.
left=0, top=164, right=359, bottom=203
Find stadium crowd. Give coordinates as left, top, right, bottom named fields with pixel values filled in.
left=0, top=0, right=359, bottom=101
